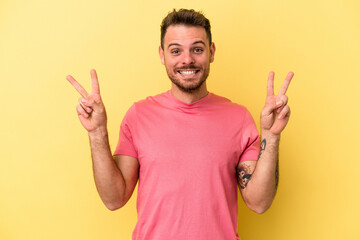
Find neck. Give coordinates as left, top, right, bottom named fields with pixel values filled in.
left=171, top=83, right=209, bottom=104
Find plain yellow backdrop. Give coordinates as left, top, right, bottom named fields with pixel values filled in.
left=1, top=0, right=359, bottom=239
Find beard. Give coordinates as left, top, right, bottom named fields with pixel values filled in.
left=165, top=64, right=210, bottom=93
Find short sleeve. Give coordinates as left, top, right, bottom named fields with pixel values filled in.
left=113, top=104, right=138, bottom=158
left=239, top=109, right=260, bottom=162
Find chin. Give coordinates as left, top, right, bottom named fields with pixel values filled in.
left=173, top=79, right=206, bottom=93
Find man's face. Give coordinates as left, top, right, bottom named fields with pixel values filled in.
left=159, top=25, right=215, bottom=93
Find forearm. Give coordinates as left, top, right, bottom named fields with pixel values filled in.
left=244, top=132, right=280, bottom=213
left=241, top=71, right=292, bottom=213
left=88, top=127, right=126, bottom=210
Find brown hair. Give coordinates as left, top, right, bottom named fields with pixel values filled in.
left=160, top=9, right=212, bottom=49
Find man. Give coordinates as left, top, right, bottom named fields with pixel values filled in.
left=67, top=9, right=293, bottom=240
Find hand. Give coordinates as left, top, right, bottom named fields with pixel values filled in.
left=260, top=72, right=294, bottom=136
left=66, top=69, right=107, bottom=133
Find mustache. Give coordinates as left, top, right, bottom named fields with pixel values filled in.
left=175, top=65, right=200, bottom=70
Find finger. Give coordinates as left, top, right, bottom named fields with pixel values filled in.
left=262, top=98, right=278, bottom=116
left=66, top=75, right=89, bottom=97
left=76, top=104, right=89, bottom=118
left=277, top=105, right=284, bottom=113
left=267, top=72, right=274, bottom=97
left=276, top=95, right=288, bottom=113
left=78, top=97, right=93, bottom=114
left=278, top=72, right=294, bottom=95
left=280, top=95, right=288, bottom=105
left=80, top=97, right=96, bottom=107
left=278, top=105, right=290, bottom=119
left=90, top=69, right=100, bottom=94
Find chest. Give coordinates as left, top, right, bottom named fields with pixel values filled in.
left=134, top=109, right=245, bottom=171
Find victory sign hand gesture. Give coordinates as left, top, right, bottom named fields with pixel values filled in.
left=261, top=72, right=294, bottom=136
left=66, top=69, right=107, bottom=133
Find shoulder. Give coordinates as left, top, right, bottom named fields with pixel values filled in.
left=133, top=91, right=169, bottom=107
left=125, top=91, right=173, bottom=117
left=209, top=93, right=251, bottom=116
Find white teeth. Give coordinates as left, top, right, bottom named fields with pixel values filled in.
left=179, top=70, right=196, bottom=75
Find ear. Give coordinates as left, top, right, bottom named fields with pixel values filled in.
left=159, top=46, right=165, bottom=65
left=209, top=42, right=216, bottom=63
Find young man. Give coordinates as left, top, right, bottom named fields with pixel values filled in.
left=67, top=9, right=293, bottom=240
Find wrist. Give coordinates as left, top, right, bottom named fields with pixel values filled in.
left=260, top=130, right=281, bottom=143
left=88, top=126, right=109, bottom=140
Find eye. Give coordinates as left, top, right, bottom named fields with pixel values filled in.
left=171, top=49, right=180, bottom=55
left=193, top=48, right=204, bottom=53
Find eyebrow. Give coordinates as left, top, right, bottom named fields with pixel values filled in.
left=193, top=40, right=206, bottom=46
left=167, top=43, right=181, bottom=49
left=167, top=40, right=206, bottom=49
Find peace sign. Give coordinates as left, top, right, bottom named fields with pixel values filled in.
left=261, top=72, right=294, bottom=136
left=66, top=69, right=107, bottom=133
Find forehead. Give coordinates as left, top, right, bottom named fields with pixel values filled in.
left=163, top=25, right=208, bottom=47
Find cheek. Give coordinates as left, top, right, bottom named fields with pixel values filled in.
left=199, top=56, right=210, bottom=66
left=165, top=62, right=175, bottom=71
left=164, top=56, right=177, bottom=66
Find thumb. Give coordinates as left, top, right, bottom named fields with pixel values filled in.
left=262, top=97, right=283, bottom=116
left=81, top=95, right=105, bottom=112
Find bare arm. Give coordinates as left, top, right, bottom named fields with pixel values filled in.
left=89, top=128, right=139, bottom=210
left=237, top=135, right=279, bottom=214
left=66, top=69, right=139, bottom=210
left=238, top=72, right=293, bottom=214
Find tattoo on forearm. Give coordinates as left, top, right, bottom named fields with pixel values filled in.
left=257, top=138, right=267, bottom=160
left=237, top=164, right=252, bottom=189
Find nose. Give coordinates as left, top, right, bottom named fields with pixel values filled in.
left=182, top=51, right=195, bottom=65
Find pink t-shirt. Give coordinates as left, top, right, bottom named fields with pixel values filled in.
left=114, top=91, right=260, bottom=240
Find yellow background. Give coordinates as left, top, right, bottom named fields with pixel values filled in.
left=1, top=0, right=359, bottom=239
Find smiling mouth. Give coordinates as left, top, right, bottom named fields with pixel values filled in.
left=177, top=70, right=200, bottom=75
